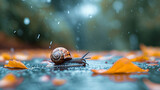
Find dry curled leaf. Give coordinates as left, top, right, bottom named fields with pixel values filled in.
left=0, top=73, right=23, bottom=88
left=91, top=58, right=148, bottom=74
left=52, top=78, right=66, bottom=86
left=4, top=60, right=28, bottom=69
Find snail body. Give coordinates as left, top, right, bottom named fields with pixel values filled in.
left=50, top=47, right=89, bottom=66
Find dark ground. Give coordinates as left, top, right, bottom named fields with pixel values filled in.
left=0, top=56, right=160, bottom=90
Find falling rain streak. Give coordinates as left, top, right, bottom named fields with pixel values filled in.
left=13, top=30, right=16, bottom=33
left=49, top=41, right=53, bottom=48
left=37, top=34, right=40, bottom=39
left=50, top=41, right=53, bottom=45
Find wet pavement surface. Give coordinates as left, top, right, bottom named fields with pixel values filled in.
left=0, top=56, right=160, bottom=90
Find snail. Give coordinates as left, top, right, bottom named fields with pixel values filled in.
left=50, top=47, right=89, bottom=66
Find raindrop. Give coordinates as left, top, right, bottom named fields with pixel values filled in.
left=37, top=34, right=41, bottom=39
left=24, top=17, right=30, bottom=25
left=128, top=32, right=130, bottom=34
left=13, top=30, right=16, bottom=33
left=50, top=41, right=53, bottom=45
left=31, top=6, right=32, bottom=8
left=89, top=15, right=93, bottom=18
left=49, top=46, right=51, bottom=48
left=80, top=4, right=98, bottom=17
left=46, top=0, right=51, bottom=3
left=67, top=11, right=70, bottom=14
left=113, top=1, right=123, bottom=13
left=58, top=21, right=60, bottom=24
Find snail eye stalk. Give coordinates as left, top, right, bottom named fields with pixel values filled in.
left=81, top=52, right=90, bottom=59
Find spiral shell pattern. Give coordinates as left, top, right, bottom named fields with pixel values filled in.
left=50, top=47, right=72, bottom=65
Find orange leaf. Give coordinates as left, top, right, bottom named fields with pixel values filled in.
left=140, top=44, right=160, bottom=57
left=4, top=60, right=28, bottom=69
left=1, top=53, right=11, bottom=60
left=129, top=56, right=149, bottom=62
left=91, top=58, right=148, bottom=74
left=0, top=73, right=23, bottom=88
left=72, top=53, right=81, bottom=58
left=91, top=55, right=102, bottom=60
left=52, top=78, right=66, bottom=86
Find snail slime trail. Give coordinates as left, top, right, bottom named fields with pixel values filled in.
left=50, top=47, right=90, bottom=67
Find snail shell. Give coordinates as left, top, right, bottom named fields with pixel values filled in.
left=50, top=47, right=72, bottom=65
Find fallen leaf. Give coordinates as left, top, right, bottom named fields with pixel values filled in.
left=52, top=78, right=66, bottom=86
left=91, top=55, right=102, bottom=60
left=72, top=53, right=81, bottom=58
left=1, top=53, right=11, bottom=60
left=144, top=79, right=160, bottom=90
left=129, top=56, right=149, bottom=62
left=140, top=44, right=160, bottom=57
left=4, top=60, right=28, bottom=69
left=0, top=73, right=23, bottom=88
left=91, top=58, right=148, bottom=74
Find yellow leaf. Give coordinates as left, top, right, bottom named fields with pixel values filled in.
left=91, top=58, right=148, bottom=74
left=91, top=55, right=102, bottom=60
left=2, top=53, right=11, bottom=60
left=52, top=78, right=66, bottom=86
left=4, top=60, right=28, bottom=69
left=0, top=73, right=23, bottom=88
left=72, top=53, right=81, bottom=58
left=140, top=44, right=160, bottom=57
left=130, top=56, right=149, bottom=62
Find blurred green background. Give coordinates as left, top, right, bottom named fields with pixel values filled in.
left=0, top=0, right=160, bottom=51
